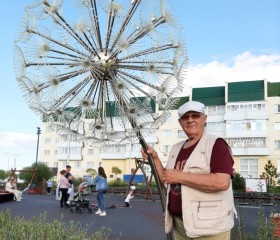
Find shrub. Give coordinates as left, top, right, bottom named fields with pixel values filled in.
left=108, top=179, right=127, bottom=187
left=0, top=209, right=113, bottom=240
left=232, top=172, right=245, bottom=191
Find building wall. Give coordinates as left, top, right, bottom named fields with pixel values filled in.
left=38, top=80, right=280, bottom=183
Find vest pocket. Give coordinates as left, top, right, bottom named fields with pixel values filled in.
left=191, top=200, right=222, bottom=229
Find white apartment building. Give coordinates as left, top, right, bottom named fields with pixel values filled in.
left=39, top=79, right=280, bottom=182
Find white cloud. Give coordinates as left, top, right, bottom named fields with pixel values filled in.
left=0, top=132, right=36, bottom=149
left=182, top=51, right=280, bottom=95
left=0, top=131, right=37, bottom=170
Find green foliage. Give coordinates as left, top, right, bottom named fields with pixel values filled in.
left=18, top=163, right=52, bottom=188
left=0, top=169, right=9, bottom=180
left=269, top=186, right=280, bottom=194
left=260, top=160, right=279, bottom=187
left=0, top=209, right=114, bottom=240
left=111, top=166, right=122, bottom=181
left=232, top=172, right=245, bottom=191
left=111, top=166, right=122, bottom=175
left=256, top=206, right=274, bottom=239
left=231, top=205, right=275, bottom=240
left=108, top=179, right=127, bottom=187
left=86, top=168, right=97, bottom=178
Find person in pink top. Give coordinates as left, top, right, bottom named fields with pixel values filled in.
left=59, top=170, right=71, bottom=208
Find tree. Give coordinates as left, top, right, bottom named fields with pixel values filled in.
left=86, top=168, right=97, bottom=179
left=260, top=160, right=279, bottom=187
left=232, top=171, right=245, bottom=191
left=19, top=163, right=53, bottom=189
left=111, top=166, right=122, bottom=180
left=0, top=169, right=9, bottom=181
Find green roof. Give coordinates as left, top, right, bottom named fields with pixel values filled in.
left=158, top=96, right=189, bottom=110
left=172, top=96, right=189, bottom=109
left=105, top=96, right=156, bottom=117
left=228, top=80, right=264, bottom=102
left=267, top=82, right=280, bottom=97
left=192, top=86, right=225, bottom=106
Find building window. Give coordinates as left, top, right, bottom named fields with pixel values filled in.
left=75, top=162, right=81, bottom=168
left=132, top=144, right=141, bottom=151
left=54, top=162, right=58, bottom=168
left=143, top=164, right=151, bottom=175
left=45, top=138, right=51, bottom=144
left=177, top=130, right=186, bottom=138
left=226, top=137, right=266, bottom=148
left=45, top=126, right=52, bottom=133
left=164, top=114, right=172, bottom=123
left=87, top=149, right=94, bottom=155
left=240, top=158, right=258, bottom=178
left=58, top=147, right=80, bottom=155
left=116, top=144, right=126, bottom=153
left=226, top=120, right=266, bottom=132
left=161, top=145, right=170, bottom=156
left=227, top=103, right=265, bottom=112
left=275, top=140, right=280, bottom=150
left=162, top=130, right=171, bottom=138
left=206, top=122, right=225, bottom=132
left=87, top=162, right=94, bottom=168
left=274, top=123, right=280, bottom=130
left=207, top=105, right=225, bottom=115
left=44, top=150, right=50, bottom=156
left=274, top=104, right=280, bottom=113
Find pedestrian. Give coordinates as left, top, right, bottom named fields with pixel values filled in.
left=59, top=170, right=71, bottom=208
left=5, top=178, right=23, bottom=201
left=65, top=165, right=74, bottom=184
left=65, top=165, right=74, bottom=201
left=124, top=189, right=134, bottom=207
left=46, top=179, right=53, bottom=194
left=141, top=100, right=236, bottom=240
left=92, top=167, right=108, bottom=216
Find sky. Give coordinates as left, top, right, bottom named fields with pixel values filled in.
left=0, top=0, right=279, bottom=170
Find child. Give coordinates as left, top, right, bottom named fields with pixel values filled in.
left=125, top=189, right=134, bottom=207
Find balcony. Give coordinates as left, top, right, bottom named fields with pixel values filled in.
left=56, top=153, right=82, bottom=161
left=232, top=147, right=269, bottom=156
left=55, top=141, right=83, bottom=161
left=226, top=130, right=267, bottom=138
left=99, top=151, right=142, bottom=160
left=225, top=111, right=268, bottom=120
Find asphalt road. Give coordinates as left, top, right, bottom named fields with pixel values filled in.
left=0, top=192, right=166, bottom=240
left=1, top=193, right=279, bottom=239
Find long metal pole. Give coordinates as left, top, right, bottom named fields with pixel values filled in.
left=138, top=135, right=173, bottom=240
left=35, top=127, right=41, bottom=168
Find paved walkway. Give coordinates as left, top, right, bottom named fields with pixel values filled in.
left=0, top=192, right=166, bottom=240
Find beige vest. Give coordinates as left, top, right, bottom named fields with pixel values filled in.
left=164, top=134, right=236, bottom=238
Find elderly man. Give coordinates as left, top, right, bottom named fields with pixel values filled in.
left=141, top=101, right=236, bottom=240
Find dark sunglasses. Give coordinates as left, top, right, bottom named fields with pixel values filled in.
left=180, top=113, right=202, bottom=120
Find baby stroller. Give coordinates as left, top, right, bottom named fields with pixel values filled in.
left=69, top=182, right=93, bottom=214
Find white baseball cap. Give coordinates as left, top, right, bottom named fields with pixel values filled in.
left=178, top=101, right=206, bottom=118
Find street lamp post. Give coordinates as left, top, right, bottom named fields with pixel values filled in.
left=35, top=127, right=41, bottom=168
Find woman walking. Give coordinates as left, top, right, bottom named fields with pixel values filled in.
left=93, top=167, right=108, bottom=216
